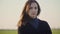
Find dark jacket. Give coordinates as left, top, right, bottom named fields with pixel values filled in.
left=18, top=19, right=52, bottom=34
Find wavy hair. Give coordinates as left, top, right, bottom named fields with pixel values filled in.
left=17, top=0, right=41, bottom=27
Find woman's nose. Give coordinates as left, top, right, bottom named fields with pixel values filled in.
left=32, top=8, right=36, bottom=12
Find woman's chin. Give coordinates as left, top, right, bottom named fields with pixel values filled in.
left=31, top=16, right=36, bottom=19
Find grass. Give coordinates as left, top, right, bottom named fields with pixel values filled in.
left=52, top=29, right=60, bottom=34
left=0, top=30, right=17, bottom=34
left=0, top=29, right=60, bottom=34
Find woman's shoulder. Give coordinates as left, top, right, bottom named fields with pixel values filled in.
left=37, top=19, right=49, bottom=25
left=38, top=19, right=50, bottom=28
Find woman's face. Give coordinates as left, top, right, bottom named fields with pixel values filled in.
left=27, top=2, right=38, bottom=19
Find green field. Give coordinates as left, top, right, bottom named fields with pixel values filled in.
left=0, top=30, right=17, bottom=34
left=0, top=29, right=60, bottom=34
left=52, top=29, right=60, bottom=34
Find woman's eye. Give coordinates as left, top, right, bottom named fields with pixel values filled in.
left=29, top=7, right=32, bottom=9
left=35, top=7, right=37, bottom=9
left=29, top=7, right=38, bottom=10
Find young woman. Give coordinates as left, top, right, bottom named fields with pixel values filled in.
left=17, top=0, right=52, bottom=34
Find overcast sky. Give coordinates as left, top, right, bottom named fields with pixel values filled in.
left=0, top=0, right=60, bottom=29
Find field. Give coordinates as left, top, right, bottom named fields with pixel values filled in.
left=52, top=29, right=60, bottom=34
left=0, top=29, right=60, bottom=34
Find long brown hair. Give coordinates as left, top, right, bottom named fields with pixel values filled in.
left=17, top=0, right=41, bottom=27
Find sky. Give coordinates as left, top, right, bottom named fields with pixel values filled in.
left=0, top=0, right=60, bottom=29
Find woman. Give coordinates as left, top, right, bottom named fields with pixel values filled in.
left=17, top=0, right=52, bottom=34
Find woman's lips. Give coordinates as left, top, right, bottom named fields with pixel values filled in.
left=32, top=13, right=35, bottom=15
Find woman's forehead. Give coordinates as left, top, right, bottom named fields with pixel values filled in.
left=30, top=2, right=38, bottom=7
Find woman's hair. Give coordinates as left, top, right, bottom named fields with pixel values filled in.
left=17, top=0, right=41, bottom=27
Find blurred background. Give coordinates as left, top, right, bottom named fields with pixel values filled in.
left=0, top=0, right=60, bottom=34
